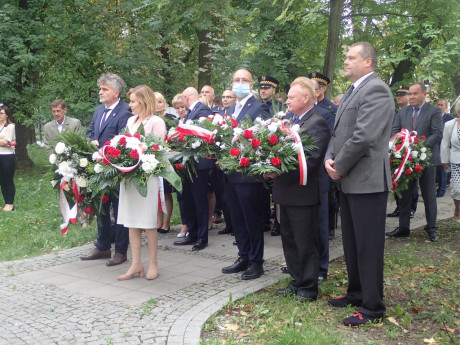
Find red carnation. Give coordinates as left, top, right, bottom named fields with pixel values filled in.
left=152, top=145, right=160, bottom=151
left=269, top=135, right=278, bottom=145
left=395, top=144, right=403, bottom=151
left=243, top=130, right=253, bottom=139
left=271, top=157, right=282, bottom=167
left=101, top=195, right=109, bottom=203
left=405, top=168, right=412, bottom=175
left=421, top=136, right=426, bottom=140
left=414, top=165, right=423, bottom=173
left=104, top=141, right=111, bottom=146
left=124, top=133, right=132, bottom=137
left=118, top=137, right=127, bottom=146
left=133, top=133, right=141, bottom=140
left=251, top=138, right=261, bottom=148
left=175, top=163, right=184, bottom=170
left=9, top=141, right=16, bottom=147
left=230, top=148, right=241, bottom=157
left=84, top=207, right=95, bottom=215
left=129, top=149, right=139, bottom=159
left=414, top=137, right=419, bottom=143
left=392, top=181, right=398, bottom=188
left=408, top=156, right=412, bottom=161
left=230, top=118, right=238, bottom=128
left=239, top=157, right=250, bottom=167
left=102, top=157, right=111, bottom=165
left=77, top=195, right=85, bottom=202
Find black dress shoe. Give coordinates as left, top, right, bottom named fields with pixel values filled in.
left=280, top=266, right=289, bottom=274
left=191, top=239, right=208, bottom=251
left=328, top=296, right=361, bottom=308
left=222, top=257, right=249, bottom=274
left=233, top=240, right=237, bottom=245
left=173, top=237, right=197, bottom=246
left=218, top=227, right=233, bottom=235
left=328, top=228, right=335, bottom=240
left=427, top=230, right=439, bottom=242
left=343, top=312, right=380, bottom=326
left=386, top=227, right=410, bottom=237
left=295, top=290, right=317, bottom=302
left=386, top=208, right=400, bottom=217
left=241, top=262, right=264, bottom=280
left=276, top=286, right=295, bottom=295
left=263, top=223, right=271, bottom=232
left=410, top=210, right=415, bottom=218
left=271, top=222, right=281, bottom=236
left=436, top=192, right=445, bottom=197
left=158, top=227, right=170, bottom=234
left=318, top=275, right=327, bottom=284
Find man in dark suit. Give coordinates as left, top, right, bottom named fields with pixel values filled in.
left=267, top=77, right=329, bottom=301
left=81, top=73, right=132, bottom=266
left=220, top=89, right=236, bottom=115
left=325, top=42, right=394, bottom=326
left=387, top=83, right=443, bottom=241
left=173, top=87, right=213, bottom=251
left=435, top=99, right=454, bottom=197
left=221, top=69, right=270, bottom=280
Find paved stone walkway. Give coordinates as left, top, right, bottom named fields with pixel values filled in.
left=0, top=192, right=454, bottom=345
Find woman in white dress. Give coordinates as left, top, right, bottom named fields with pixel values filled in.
left=441, top=102, right=460, bottom=222
left=117, top=85, right=166, bottom=280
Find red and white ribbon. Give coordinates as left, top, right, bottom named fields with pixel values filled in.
left=59, top=178, right=79, bottom=235
left=281, top=120, right=308, bottom=185
left=389, top=129, right=417, bottom=183
left=158, top=176, right=166, bottom=214
left=167, top=124, right=216, bottom=143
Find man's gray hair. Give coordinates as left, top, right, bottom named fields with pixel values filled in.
left=97, top=73, right=126, bottom=95
left=351, top=42, right=378, bottom=69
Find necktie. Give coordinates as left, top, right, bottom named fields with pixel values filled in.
left=291, top=116, right=300, bottom=125
left=100, top=108, right=110, bottom=127
left=412, top=107, right=419, bottom=130
left=233, top=102, right=243, bottom=119
left=344, top=85, right=355, bottom=101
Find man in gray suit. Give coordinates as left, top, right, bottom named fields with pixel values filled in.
left=43, top=99, right=81, bottom=144
left=386, top=82, right=443, bottom=241
left=325, top=42, right=394, bottom=326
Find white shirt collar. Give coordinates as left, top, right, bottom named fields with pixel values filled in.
left=236, top=93, right=252, bottom=108
left=352, top=71, right=375, bottom=90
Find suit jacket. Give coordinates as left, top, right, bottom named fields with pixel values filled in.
left=391, top=103, right=443, bottom=165
left=441, top=119, right=460, bottom=164
left=226, top=96, right=271, bottom=184
left=86, top=101, right=132, bottom=146
left=325, top=72, right=394, bottom=194
left=272, top=107, right=330, bottom=206
left=44, top=116, right=82, bottom=144
left=185, top=102, right=212, bottom=122
left=318, top=97, right=337, bottom=115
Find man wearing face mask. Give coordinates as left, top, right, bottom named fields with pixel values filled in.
left=221, top=69, right=271, bottom=280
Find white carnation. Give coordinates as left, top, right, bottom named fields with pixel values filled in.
left=76, top=177, right=87, bottom=188
left=220, top=143, right=226, bottom=149
left=291, top=142, right=302, bottom=153
left=395, top=153, right=402, bottom=159
left=198, top=117, right=207, bottom=123
left=421, top=147, right=427, bottom=153
left=58, top=161, right=69, bottom=173
left=420, top=153, right=427, bottom=161
left=79, top=158, right=89, bottom=168
left=411, top=151, right=418, bottom=159
left=55, top=142, right=67, bottom=154
left=267, top=123, right=278, bottom=133
left=92, top=151, right=102, bottom=161
left=186, top=119, right=193, bottom=125
left=221, top=124, right=229, bottom=130
left=49, top=154, right=57, bottom=164
left=275, top=111, right=286, bottom=119
left=291, top=124, right=300, bottom=132
left=212, top=114, right=223, bottom=125
left=94, top=163, right=103, bottom=173
left=255, top=117, right=263, bottom=124
left=191, top=141, right=202, bottom=149
left=233, top=128, right=243, bottom=136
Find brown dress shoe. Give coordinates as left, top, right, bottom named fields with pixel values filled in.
left=80, top=248, right=111, bottom=260
left=106, top=253, right=127, bottom=266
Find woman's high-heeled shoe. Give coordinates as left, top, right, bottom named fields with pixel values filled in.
left=117, top=268, right=145, bottom=281
left=146, top=268, right=158, bottom=280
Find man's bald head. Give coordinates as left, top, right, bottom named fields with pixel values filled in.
left=182, top=87, right=199, bottom=108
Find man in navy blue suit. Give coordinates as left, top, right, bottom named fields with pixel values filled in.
left=221, top=69, right=271, bottom=280
left=81, top=73, right=132, bottom=266
left=173, top=87, right=214, bottom=251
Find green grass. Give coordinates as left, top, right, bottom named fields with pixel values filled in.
left=201, top=221, right=460, bottom=345
left=0, top=144, right=182, bottom=262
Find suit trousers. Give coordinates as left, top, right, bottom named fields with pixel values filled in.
left=280, top=204, right=319, bottom=298
left=97, top=195, right=128, bottom=254
left=339, top=191, right=387, bottom=318
left=226, top=182, right=264, bottom=264
left=182, top=169, right=210, bottom=242
left=399, top=166, right=437, bottom=230
left=318, top=171, right=330, bottom=278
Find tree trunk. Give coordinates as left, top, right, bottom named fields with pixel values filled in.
left=14, top=123, right=35, bottom=170
left=196, top=29, right=212, bottom=90
left=323, top=0, right=344, bottom=99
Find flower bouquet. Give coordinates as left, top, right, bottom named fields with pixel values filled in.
left=90, top=132, right=182, bottom=198
left=166, top=114, right=236, bottom=179
left=48, top=132, right=99, bottom=234
left=218, top=118, right=316, bottom=183
left=389, top=129, right=432, bottom=197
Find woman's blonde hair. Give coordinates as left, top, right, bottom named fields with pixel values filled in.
left=154, top=92, right=169, bottom=109
left=127, top=85, right=156, bottom=116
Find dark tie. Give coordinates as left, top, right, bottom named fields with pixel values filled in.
left=412, top=107, right=419, bottom=130
left=100, top=108, right=110, bottom=127
left=291, top=116, right=300, bottom=125
left=344, top=85, right=355, bottom=100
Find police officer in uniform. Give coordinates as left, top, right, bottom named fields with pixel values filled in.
left=309, top=72, right=337, bottom=116
left=258, top=75, right=283, bottom=115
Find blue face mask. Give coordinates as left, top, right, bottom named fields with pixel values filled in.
left=232, top=83, right=251, bottom=98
